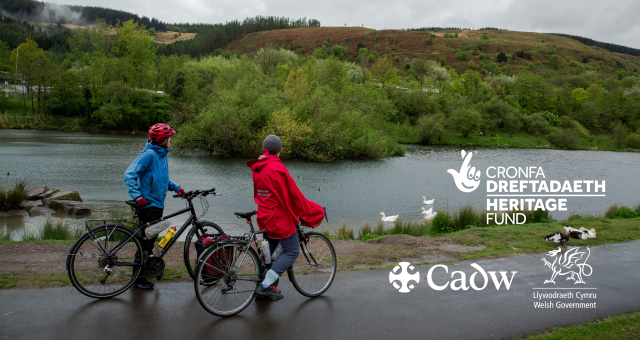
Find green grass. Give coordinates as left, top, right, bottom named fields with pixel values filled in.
left=526, top=311, right=640, bottom=339
left=40, top=217, right=82, bottom=240
left=448, top=217, right=640, bottom=262
left=0, top=180, right=27, bottom=212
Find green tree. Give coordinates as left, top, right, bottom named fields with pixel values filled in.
left=496, top=52, right=508, bottom=63
left=612, top=121, right=627, bottom=149
left=449, top=107, right=483, bottom=137
left=370, top=56, right=398, bottom=85
left=411, top=58, right=427, bottom=86
left=417, top=113, right=447, bottom=144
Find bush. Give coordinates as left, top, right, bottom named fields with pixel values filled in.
left=456, top=51, right=469, bottom=61
left=496, top=52, right=508, bottom=63
left=385, top=47, right=391, bottom=53
left=548, top=129, right=581, bottom=149
left=336, top=222, right=355, bottom=240
left=449, top=107, right=483, bottom=137
left=604, top=204, right=637, bottom=219
left=627, top=133, right=640, bottom=148
left=524, top=113, right=550, bottom=135
left=452, top=205, right=477, bottom=231
left=0, top=181, right=27, bottom=212
left=416, top=113, right=446, bottom=144
left=480, top=34, right=489, bottom=40
left=430, top=211, right=452, bottom=233
left=330, top=44, right=348, bottom=58
left=439, top=57, right=446, bottom=66
left=41, top=217, right=81, bottom=240
left=468, top=61, right=476, bottom=69
left=479, top=53, right=486, bottom=60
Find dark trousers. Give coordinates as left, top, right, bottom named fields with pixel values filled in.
left=138, top=206, right=164, bottom=254
left=264, top=232, right=300, bottom=275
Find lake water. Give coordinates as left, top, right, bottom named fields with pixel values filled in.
left=1, top=130, right=638, bottom=240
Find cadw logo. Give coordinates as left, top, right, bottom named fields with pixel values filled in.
left=389, top=262, right=420, bottom=293
left=389, top=262, right=517, bottom=293
left=447, top=150, right=481, bottom=193
left=542, top=247, right=593, bottom=284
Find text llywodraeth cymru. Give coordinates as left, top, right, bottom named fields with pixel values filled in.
left=533, top=291, right=596, bottom=309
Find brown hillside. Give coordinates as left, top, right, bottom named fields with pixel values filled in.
left=224, top=27, right=640, bottom=76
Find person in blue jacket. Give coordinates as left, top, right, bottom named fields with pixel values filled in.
left=124, top=123, right=185, bottom=289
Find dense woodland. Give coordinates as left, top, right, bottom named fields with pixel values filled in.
left=1, top=14, right=640, bottom=158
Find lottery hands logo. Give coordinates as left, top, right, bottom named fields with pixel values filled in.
left=448, top=150, right=481, bottom=193
left=389, top=262, right=420, bottom=293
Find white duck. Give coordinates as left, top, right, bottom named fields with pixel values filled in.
left=422, top=196, right=435, bottom=205
left=563, top=226, right=581, bottom=233
left=422, top=211, right=437, bottom=220
left=379, top=212, right=398, bottom=222
left=421, top=207, right=433, bottom=215
left=579, top=227, right=597, bottom=239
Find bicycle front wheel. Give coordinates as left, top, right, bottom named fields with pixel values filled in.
left=184, top=221, right=224, bottom=280
left=67, top=224, right=142, bottom=298
left=194, top=243, right=260, bottom=317
left=289, top=232, right=337, bottom=297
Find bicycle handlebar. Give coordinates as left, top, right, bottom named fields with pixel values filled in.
left=173, top=187, right=216, bottom=199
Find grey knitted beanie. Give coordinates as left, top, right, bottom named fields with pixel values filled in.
left=262, top=135, right=282, bottom=154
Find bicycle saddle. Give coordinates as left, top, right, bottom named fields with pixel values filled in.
left=234, top=211, right=257, bottom=219
left=124, top=200, right=139, bottom=208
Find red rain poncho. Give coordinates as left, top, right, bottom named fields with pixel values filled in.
left=247, top=150, right=325, bottom=239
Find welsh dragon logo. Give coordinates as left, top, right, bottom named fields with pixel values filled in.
left=541, top=247, right=593, bottom=284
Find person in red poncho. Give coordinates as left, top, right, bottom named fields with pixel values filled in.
left=247, top=135, right=325, bottom=300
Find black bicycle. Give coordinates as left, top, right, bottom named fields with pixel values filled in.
left=194, top=211, right=337, bottom=317
left=66, top=188, right=224, bottom=299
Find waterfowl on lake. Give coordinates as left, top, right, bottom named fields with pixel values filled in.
left=421, top=207, right=433, bottom=215
left=422, top=197, right=435, bottom=205
left=422, top=211, right=437, bottom=220
left=379, top=212, right=398, bottom=222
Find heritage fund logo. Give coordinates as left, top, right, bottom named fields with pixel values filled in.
left=533, top=247, right=596, bottom=309
left=447, top=150, right=481, bottom=193
left=447, top=150, right=606, bottom=225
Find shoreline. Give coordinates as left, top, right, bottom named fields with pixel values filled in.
left=2, top=125, right=639, bottom=154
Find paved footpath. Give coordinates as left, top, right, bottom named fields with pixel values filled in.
left=1, top=241, right=639, bottom=340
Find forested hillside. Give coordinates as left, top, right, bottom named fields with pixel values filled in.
left=1, top=7, right=639, bottom=158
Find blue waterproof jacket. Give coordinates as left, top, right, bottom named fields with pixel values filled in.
left=124, top=141, right=180, bottom=209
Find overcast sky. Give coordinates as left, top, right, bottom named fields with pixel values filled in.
left=47, top=0, right=640, bottom=49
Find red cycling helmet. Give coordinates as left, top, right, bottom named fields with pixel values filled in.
left=148, top=123, right=176, bottom=144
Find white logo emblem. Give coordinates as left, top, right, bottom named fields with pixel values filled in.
left=389, top=262, right=420, bottom=293
left=541, top=247, right=593, bottom=284
left=447, top=150, right=481, bottom=193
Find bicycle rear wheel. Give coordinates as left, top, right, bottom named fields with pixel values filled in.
left=67, top=224, right=142, bottom=298
left=289, top=232, right=337, bottom=297
left=194, top=243, right=260, bottom=317
left=184, top=221, right=224, bottom=280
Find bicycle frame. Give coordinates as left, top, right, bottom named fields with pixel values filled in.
left=208, top=216, right=318, bottom=282
left=83, top=197, right=202, bottom=266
